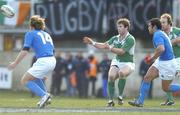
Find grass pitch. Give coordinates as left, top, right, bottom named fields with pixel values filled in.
left=0, top=90, right=180, bottom=115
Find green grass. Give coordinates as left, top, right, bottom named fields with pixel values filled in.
left=0, top=113, right=179, bottom=115
left=0, top=90, right=179, bottom=108
left=0, top=90, right=180, bottom=115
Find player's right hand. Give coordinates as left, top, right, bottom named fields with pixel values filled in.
left=7, top=62, right=17, bottom=70
left=175, top=70, right=180, bottom=77
left=83, top=37, right=93, bottom=44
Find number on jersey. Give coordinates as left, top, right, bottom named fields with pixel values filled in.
left=38, top=32, right=53, bottom=45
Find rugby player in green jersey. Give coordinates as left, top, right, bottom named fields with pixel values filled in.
left=160, top=13, right=180, bottom=106
left=83, top=18, right=135, bottom=107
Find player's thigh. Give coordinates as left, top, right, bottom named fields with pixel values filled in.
left=161, top=80, right=172, bottom=92
left=119, top=65, right=133, bottom=78
left=144, top=66, right=159, bottom=82
left=108, top=66, right=119, bottom=81
left=21, top=72, right=36, bottom=85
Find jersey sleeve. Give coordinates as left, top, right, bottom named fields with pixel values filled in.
left=173, top=27, right=180, bottom=37
left=23, top=32, right=33, bottom=48
left=153, top=33, right=164, bottom=48
left=121, top=37, right=135, bottom=52
left=106, top=36, right=116, bottom=45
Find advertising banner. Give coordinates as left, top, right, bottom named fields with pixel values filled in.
left=34, top=0, right=172, bottom=40
left=0, top=66, right=12, bottom=89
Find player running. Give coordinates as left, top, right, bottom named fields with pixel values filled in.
left=128, top=18, right=180, bottom=107
left=8, top=15, right=56, bottom=108
left=83, top=18, right=135, bottom=107
left=160, top=13, right=180, bottom=106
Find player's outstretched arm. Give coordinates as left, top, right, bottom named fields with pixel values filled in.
left=83, top=36, right=109, bottom=49
left=171, top=37, right=180, bottom=45
left=8, top=50, right=28, bottom=70
left=83, top=36, right=94, bottom=44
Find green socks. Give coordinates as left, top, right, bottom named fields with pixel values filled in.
left=108, top=79, right=126, bottom=100
left=166, top=92, right=174, bottom=101
left=118, top=79, right=126, bottom=96
left=108, top=81, right=115, bottom=100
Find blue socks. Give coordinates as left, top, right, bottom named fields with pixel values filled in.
left=33, top=79, right=46, bottom=92
left=136, top=82, right=180, bottom=104
left=137, top=81, right=151, bottom=104
left=170, top=84, right=180, bottom=92
left=26, top=80, right=46, bottom=97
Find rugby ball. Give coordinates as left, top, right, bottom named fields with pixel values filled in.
left=0, top=5, right=15, bottom=18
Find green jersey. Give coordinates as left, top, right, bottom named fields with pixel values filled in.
left=107, top=33, right=135, bottom=62
left=169, top=27, right=180, bottom=58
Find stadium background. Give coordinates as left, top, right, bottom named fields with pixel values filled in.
left=0, top=0, right=180, bottom=98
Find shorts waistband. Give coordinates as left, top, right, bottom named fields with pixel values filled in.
left=38, top=55, right=54, bottom=58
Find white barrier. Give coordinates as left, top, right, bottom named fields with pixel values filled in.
left=0, top=66, right=12, bottom=89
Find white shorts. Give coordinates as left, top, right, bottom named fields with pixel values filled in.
left=152, top=59, right=177, bottom=80
left=28, top=57, right=56, bottom=79
left=175, top=57, right=180, bottom=70
left=111, top=59, right=135, bottom=72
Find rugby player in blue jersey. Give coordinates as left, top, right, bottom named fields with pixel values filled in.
left=8, top=15, right=56, bottom=108
left=128, top=18, right=180, bottom=107
left=160, top=13, right=180, bottom=106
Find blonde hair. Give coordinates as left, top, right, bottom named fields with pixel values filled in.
left=160, top=13, right=172, bottom=26
left=116, top=18, right=130, bottom=30
left=30, top=15, right=45, bottom=30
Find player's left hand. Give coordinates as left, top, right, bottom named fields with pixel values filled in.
left=145, top=57, right=153, bottom=65
left=8, top=62, right=17, bottom=70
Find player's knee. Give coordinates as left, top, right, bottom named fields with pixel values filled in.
left=20, top=79, right=25, bottom=85
left=143, top=75, right=152, bottom=82
left=143, top=76, right=148, bottom=82
left=162, top=86, right=169, bottom=92
left=118, top=71, right=125, bottom=78
left=108, top=72, right=117, bottom=82
left=21, top=78, right=27, bottom=86
left=108, top=75, right=115, bottom=82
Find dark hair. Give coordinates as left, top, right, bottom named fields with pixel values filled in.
left=148, top=18, right=162, bottom=30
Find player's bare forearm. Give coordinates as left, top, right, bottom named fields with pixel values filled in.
left=93, top=42, right=108, bottom=49
left=83, top=36, right=108, bottom=49
left=171, top=37, right=180, bottom=45
left=110, top=47, right=125, bottom=55
left=8, top=50, right=28, bottom=70
left=13, top=50, right=29, bottom=65
left=151, top=45, right=164, bottom=61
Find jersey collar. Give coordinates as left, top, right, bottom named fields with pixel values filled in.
left=118, top=32, right=129, bottom=42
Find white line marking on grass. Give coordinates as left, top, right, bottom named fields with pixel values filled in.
left=0, top=108, right=180, bottom=113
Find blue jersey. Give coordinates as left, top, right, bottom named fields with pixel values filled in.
left=23, top=30, right=54, bottom=58
left=153, top=30, right=174, bottom=61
